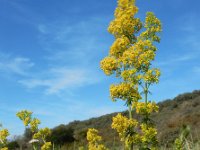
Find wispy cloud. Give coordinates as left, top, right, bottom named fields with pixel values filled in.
left=0, top=52, right=34, bottom=76
left=19, top=67, right=100, bottom=94
left=156, top=13, right=200, bottom=68
left=37, top=17, right=110, bottom=66
left=155, top=53, right=196, bottom=67
left=16, top=18, right=108, bottom=94
left=178, top=13, right=200, bottom=50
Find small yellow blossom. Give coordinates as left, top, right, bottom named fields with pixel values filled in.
left=87, top=128, right=108, bottom=150
left=33, top=127, right=51, bottom=142
left=0, top=129, right=9, bottom=144
left=110, top=83, right=141, bottom=101
left=100, top=57, right=118, bottom=75
left=132, top=101, right=159, bottom=114
left=30, top=118, right=41, bottom=132
left=16, top=110, right=33, bottom=126
left=41, top=142, right=52, bottom=150
left=109, top=36, right=130, bottom=58
left=140, top=124, right=158, bottom=144
left=143, top=68, right=161, bottom=83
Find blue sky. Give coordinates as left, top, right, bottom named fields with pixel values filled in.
left=0, top=0, right=200, bottom=136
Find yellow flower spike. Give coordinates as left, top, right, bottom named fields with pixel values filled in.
left=1, top=147, right=8, bottom=150
left=100, top=57, right=118, bottom=75
left=101, top=0, right=162, bottom=148
left=132, top=101, right=159, bottom=115
left=16, top=110, right=33, bottom=126
left=109, top=36, right=130, bottom=58
left=30, top=118, right=41, bottom=132
left=108, top=0, right=141, bottom=37
left=110, top=83, right=141, bottom=101
left=33, top=127, right=51, bottom=142
left=41, top=142, right=52, bottom=150
left=144, top=68, right=161, bottom=83
left=112, top=113, right=139, bottom=144
left=87, top=128, right=108, bottom=150
left=141, top=123, right=158, bottom=144
left=0, top=129, right=9, bottom=145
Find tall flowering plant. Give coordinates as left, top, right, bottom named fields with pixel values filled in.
left=87, top=128, right=108, bottom=150
left=16, top=110, right=52, bottom=150
left=100, top=0, right=162, bottom=149
left=0, top=124, right=9, bottom=150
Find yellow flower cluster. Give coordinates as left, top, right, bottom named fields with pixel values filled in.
left=140, top=12, right=162, bottom=42
left=122, top=40, right=156, bottom=71
left=117, top=0, right=135, bottom=9
left=174, top=138, right=182, bottom=150
left=100, top=0, right=162, bottom=148
left=33, top=127, right=51, bottom=142
left=100, top=57, right=118, bottom=75
left=143, top=68, right=161, bottom=83
left=30, top=118, right=41, bottom=132
left=121, top=69, right=142, bottom=83
left=108, top=0, right=142, bottom=37
left=140, top=124, right=158, bottom=144
left=0, top=129, right=9, bottom=144
left=41, top=142, right=52, bottom=150
left=16, top=110, right=33, bottom=126
left=112, top=113, right=138, bottom=140
left=109, top=35, right=130, bottom=58
left=87, top=128, right=107, bottom=150
left=110, top=83, right=141, bottom=101
left=132, top=102, right=159, bottom=114
left=87, top=128, right=102, bottom=143
left=17, top=110, right=52, bottom=150
left=0, top=128, right=9, bottom=150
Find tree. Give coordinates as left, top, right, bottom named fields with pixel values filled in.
left=100, top=0, right=162, bottom=149
left=51, top=125, right=75, bottom=145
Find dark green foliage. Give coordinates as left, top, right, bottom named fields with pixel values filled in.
left=50, top=125, right=75, bottom=145
left=6, top=141, right=19, bottom=150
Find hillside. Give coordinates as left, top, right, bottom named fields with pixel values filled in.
left=45, top=90, right=200, bottom=148
left=13, top=90, right=200, bottom=149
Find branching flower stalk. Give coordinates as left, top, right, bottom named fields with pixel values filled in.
left=100, top=0, right=162, bottom=149
left=0, top=125, right=9, bottom=150
left=16, top=110, right=52, bottom=150
left=87, top=128, right=108, bottom=150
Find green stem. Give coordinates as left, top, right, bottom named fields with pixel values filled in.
left=33, top=144, right=37, bottom=150
left=128, top=104, right=133, bottom=150
left=144, top=82, right=148, bottom=104
left=145, top=82, right=149, bottom=125
left=128, top=104, right=132, bottom=119
left=144, top=82, right=149, bottom=149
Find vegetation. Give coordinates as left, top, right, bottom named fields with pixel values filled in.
left=99, top=0, right=161, bottom=149
left=0, top=0, right=199, bottom=150
left=16, top=110, right=52, bottom=150
left=50, top=90, right=199, bottom=149
left=4, top=90, right=199, bottom=149
left=0, top=124, right=9, bottom=150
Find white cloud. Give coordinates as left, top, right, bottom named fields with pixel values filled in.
left=0, top=52, right=34, bottom=76
left=178, top=13, right=200, bottom=50
left=0, top=17, right=107, bottom=94
left=19, top=67, right=100, bottom=94
left=155, top=53, right=196, bottom=67
left=37, top=17, right=110, bottom=66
